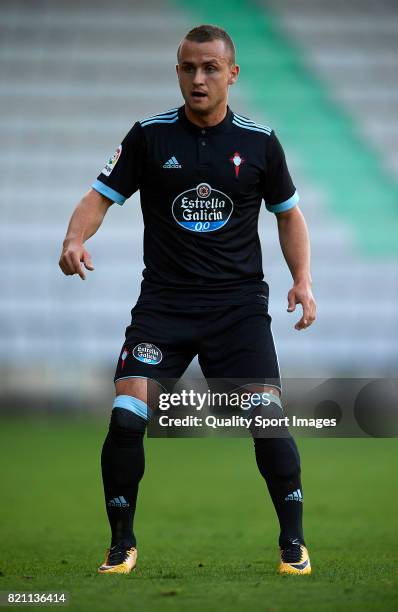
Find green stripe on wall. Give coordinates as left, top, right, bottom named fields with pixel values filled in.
left=174, top=0, right=398, bottom=255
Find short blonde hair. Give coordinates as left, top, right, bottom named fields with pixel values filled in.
left=177, top=24, right=236, bottom=65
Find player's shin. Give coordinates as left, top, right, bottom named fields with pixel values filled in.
left=254, top=435, right=304, bottom=546
left=101, top=397, right=149, bottom=548
left=249, top=395, right=304, bottom=547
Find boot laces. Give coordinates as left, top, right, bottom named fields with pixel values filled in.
left=108, top=543, right=134, bottom=566
left=281, top=543, right=303, bottom=563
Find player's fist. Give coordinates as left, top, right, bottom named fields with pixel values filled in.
left=59, top=240, right=95, bottom=280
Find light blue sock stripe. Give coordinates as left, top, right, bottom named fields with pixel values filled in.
left=113, top=395, right=151, bottom=421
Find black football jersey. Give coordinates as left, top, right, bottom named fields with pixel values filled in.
left=92, top=105, right=299, bottom=307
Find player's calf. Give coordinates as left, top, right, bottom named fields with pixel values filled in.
left=244, top=389, right=310, bottom=573
left=99, top=394, right=150, bottom=574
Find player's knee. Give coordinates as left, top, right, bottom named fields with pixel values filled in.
left=108, top=395, right=150, bottom=444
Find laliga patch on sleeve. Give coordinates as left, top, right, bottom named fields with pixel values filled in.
left=101, top=144, right=122, bottom=176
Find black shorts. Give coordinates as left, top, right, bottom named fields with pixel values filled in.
left=114, top=303, right=281, bottom=391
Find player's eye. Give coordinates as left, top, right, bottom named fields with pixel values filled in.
left=206, top=66, right=217, bottom=72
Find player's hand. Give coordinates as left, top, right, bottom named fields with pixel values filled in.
left=59, top=240, right=95, bottom=280
left=287, top=282, right=316, bottom=330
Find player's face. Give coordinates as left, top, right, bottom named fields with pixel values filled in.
left=176, top=39, right=239, bottom=117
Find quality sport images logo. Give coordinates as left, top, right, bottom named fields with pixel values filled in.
left=172, top=183, right=234, bottom=233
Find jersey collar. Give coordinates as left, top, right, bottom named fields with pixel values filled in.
left=178, top=105, right=233, bottom=135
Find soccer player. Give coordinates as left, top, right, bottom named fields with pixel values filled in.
left=59, top=24, right=316, bottom=576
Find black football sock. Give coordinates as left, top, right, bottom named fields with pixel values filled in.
left=101, top=405, right=147, bottom=548
left=249, top=394, right=304, bottom=548
left=254, top=434, right=304, bottom=547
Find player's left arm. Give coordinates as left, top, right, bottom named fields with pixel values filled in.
left=276, top=205, right=317, bottom=330
left=263, top=130, right=316, bottom=330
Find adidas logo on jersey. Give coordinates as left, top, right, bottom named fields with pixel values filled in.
left=163, top=156, right=182, bottom=168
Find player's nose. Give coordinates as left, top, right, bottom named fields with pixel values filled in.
left=192, top=68, right=205, bottom=85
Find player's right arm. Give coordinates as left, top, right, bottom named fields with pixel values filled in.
left=59, top=188, right=113, bottom=280
left=60, top=121, right=144, bottom=280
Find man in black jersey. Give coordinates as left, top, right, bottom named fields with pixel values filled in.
left=59, top=24, right=316, bottom=576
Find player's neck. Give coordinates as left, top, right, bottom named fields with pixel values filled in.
left=184, top=103, right=228, bottom=128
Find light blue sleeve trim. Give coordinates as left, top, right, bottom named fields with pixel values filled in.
left=266, top=190, right=299, bottom=213
left=113, top=394, right=151, bottom=421
left=91, top=179, right=126, bottom=206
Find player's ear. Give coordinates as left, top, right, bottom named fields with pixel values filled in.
left=228, top=64, right=239, bottom=86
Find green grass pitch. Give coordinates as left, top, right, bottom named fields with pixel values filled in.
left=0, top=416, right=397, bottom=611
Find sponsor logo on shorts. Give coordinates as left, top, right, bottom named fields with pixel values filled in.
left=101, top=144, right=122, bottom=176
left=172, top=183, right=234, bottom=232
left=133, top=343, right=162, bottom=365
